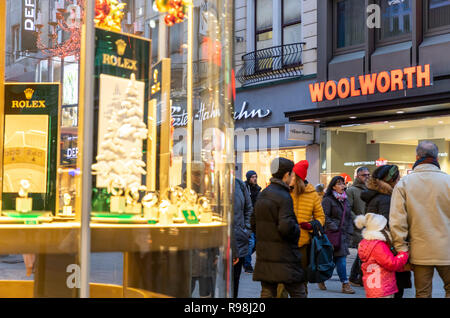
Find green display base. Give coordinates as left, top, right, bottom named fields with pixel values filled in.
left=3, top=211, right=50, bottom=218
left=91, top=212, right=137, bottom=219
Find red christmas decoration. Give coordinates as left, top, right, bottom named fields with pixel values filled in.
left=157, top=0, right=188, bottom=26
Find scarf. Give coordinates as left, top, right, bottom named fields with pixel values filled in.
left=270, top=177, right=291, bottom=191
left=412, top=156, right=441, bottom=170
left=333, top=190, right=347, bottom=202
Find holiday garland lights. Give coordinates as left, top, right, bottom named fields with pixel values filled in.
left=94, top=0, right=126, bottom=32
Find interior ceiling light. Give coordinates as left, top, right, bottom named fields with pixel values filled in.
left=396, top=111, right=405, bottom=114
left=349, top=116, right=357, bottom=119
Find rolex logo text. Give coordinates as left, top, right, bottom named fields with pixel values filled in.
left=11, top=88, right=46, bottom=108
left=102, top=38, right=138, bottom=71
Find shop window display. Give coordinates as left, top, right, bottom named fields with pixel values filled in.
left=0, top=0, right=234, bottom=298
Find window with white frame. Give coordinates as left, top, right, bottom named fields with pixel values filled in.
left=283, top=0, right=302, bottom=46
left=255, top=0, right=273, bottom=50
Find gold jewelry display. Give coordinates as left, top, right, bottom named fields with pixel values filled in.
left=62, top=193, right=73, bottom=216
left=16, top=179, right=33, bottom=213
left=158, top=199, right=172, bottom=226
left=125, top=186, right=142, bottom=214
left=109, top=178, right=126, bottom=213
left=198, top=196, right=213, bottom=223
left=142, top=191, right=159, bottom=220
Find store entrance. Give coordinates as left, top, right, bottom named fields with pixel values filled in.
left=242, top=148, right=306, bottom=188
left=320, top=115, right=450, bottom=187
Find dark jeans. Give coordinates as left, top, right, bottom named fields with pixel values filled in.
left=233, top=258, right=244, bottom=298
left=349, top=255, right=363, bottom=284
left=261, top=281, right=307, bottom=298
left=244, top=233, right=256, bottom=268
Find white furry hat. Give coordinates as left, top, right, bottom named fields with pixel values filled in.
left=355, top=213, right=389, bottom=241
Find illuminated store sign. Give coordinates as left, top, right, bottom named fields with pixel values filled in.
left=310, top=64, right=432, bottom=103
left=102, top=39, right=138, bottom=71
left=10, top=88, right=46, bottom=109
left=234, top=101, right=271, bottom=120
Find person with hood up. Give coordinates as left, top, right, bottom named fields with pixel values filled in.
left=243, top=170, right=261, bottom=273
left=360, top=164, right=412, bottom=298
left=355, top=213, right=409, bottom=298
left=251, top=157, right=305, bottom=298
left=289, top=160, right=326, bottom=296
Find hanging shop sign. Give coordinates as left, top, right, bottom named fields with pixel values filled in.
left=309, top=64, right=432, bottom=103
left=3, top=83, right=60, bottom=213
left=22, top=0, right=37, bottom=51
left=285, top=123, right=315, bottom=141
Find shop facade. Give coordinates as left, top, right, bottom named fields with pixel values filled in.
left=286, top=0, right=450, bottom=186
left=234, top=0, right=320, bottom=187
left=235, top=80, right=321, bottom=187
left=0, top=0, right=235, bottom=298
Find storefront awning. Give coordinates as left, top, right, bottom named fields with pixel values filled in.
left=285, top=96, right=450, bottom=128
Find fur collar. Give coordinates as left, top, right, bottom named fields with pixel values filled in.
left=366, top=178, right=393, bottom=195
left=362, top=229, right=392, bottom=242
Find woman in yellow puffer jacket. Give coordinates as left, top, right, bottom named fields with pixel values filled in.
left=290, top=160, right=326, bottom=292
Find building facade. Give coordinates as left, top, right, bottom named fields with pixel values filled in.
left=234, top=0, right=320, bottom=187
left=286, top=0, right=450, bottom=186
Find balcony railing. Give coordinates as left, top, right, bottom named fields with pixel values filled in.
left=236, top=42, right=306, bottom=86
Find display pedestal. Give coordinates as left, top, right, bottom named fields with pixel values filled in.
left=159, top=212, right=172, bottom=226
left=126, top=203, right=142, bottom=214
left=62, top=206, right=72, bottom=216
left=16, top=198, right=32, bottom=213
left=199, top=212, right=213, bottom=224
left=143, top=206, right=158, bottom=220
left=110, top=196, right=126, bottom=213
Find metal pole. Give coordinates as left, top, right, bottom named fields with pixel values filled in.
left=79, top=0, right=95, bottom=298
left=186, top=2, right=194, bottom=190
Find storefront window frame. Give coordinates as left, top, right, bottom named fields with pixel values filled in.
left=333, top=0, right=366, bottom=55
left=424, top=0, right=450, bottom=37
left=375, top=0, right=412, bottom=47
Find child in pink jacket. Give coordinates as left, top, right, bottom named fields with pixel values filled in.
left=355, top=213, right=409, bottom=298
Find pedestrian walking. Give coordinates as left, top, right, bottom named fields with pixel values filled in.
left=251, top=158, right=305, bottom=298
left=315, top=184, right=325, bottom=200
left=360, top=164, right=412, bottom=298
left=243, top=170, right=261, bottom=273
left=232, top=177, right=253, bottom=298
left=355, top=213, right=410, bottom=298
left=347, top=167, right=370, bottom=287
left=390, top=141, right=450, bottom=298
left=320, top=176, right=355, bottom=294
left=289, top=160, right=326, bottom=296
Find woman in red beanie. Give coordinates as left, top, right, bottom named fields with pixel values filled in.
left=289, top=160, right=326, bottom=296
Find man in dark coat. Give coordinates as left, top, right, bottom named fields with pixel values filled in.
left=232, top=177, right=253, bottom=298
left=251, top=158, right=306, bottom=298
left=243, top=170, right=261, bottom=273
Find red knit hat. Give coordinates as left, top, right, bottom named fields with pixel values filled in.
left=293, top=160, right=309, bottom=181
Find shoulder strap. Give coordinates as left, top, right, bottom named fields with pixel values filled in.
left=338, top=201, right=347, bottom=231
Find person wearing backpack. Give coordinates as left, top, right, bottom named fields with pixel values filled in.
left=289, top=160, right=326, bottom=296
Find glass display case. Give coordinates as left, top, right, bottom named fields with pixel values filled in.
left=0, top=0, right=234, bottom=298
